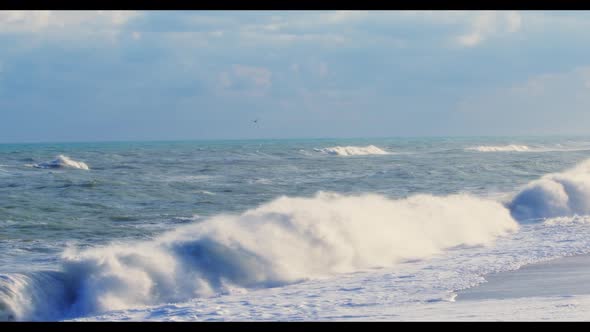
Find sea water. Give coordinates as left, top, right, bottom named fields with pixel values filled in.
left=3, top=137, right=590, bottom=321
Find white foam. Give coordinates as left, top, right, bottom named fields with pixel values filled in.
left=544, top=215, right=590, bottom=225
left=0, top=192, right=517, bottom=320
left=314, top=145, right=390, bottom=156
left=73, top=220, right=590, bottom=322
left=0, top=272, right=72, bottom=321
left=467, top=145, right=531, bottom=152
left=32, top=155, right=89, bottom=170
left=52, top=157, right=590, bottom=322
left=12, top=157, right=590, bottom=321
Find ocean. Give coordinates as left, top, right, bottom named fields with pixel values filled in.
left=3, top=137, right=590, bottom=321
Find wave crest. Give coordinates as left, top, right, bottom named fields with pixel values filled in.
left=508, top=159, right=590, bottom=221
left=467, top=145, right=530, bottom=152
left=0, top=192, right=517, bottom=320
left=314, top=145, right=390, bottom=156
left=32, top=155, right=89, bottom=170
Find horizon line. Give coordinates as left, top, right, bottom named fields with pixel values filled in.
left=2, top=134, right=590, bottom=146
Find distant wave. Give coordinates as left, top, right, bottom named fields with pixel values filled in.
left=314, top=145, right=390, bottom=156
left=30, top=155, right=89, bottom=170
left=248, top=178, right=273, bottom=185
left=466, top=145, right=531, bottom=152
left=467, top=144, right=590, bottom=153
left=165, top=175, right=216, bottom=182
left=0, top=192, right=516, bottom=321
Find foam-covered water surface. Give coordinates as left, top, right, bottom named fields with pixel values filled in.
left=467, top=145, right=531, bottom=152
left=3, top=137, right=590, bottom=321
left=313, top=145, right=391, bottom=156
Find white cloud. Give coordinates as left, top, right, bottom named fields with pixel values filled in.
left=506, top=11, right=522, bottom=33
left=0, top=10, right=52, bottom=32
left=457, top=32, right=483, bottom=47
left=6, top=11, right=580, bottom=52
left=98, top=10, right=137, bottom=26
left=238, top=27, right=346, bottom=46
left=457, top=11, right=522, bottom=47
left=319, top=10, right=370, bottom=24
left=0, top=11, right=520, bottom=50
left=215, top=11, right=525, bottom=49
left=0, top=10, right=139, bottom=35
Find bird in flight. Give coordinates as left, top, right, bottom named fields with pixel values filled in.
left=253, top=119, right=259, bottom=124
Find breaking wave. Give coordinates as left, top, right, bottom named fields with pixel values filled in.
left=30, top=155, right=89, bottom=170
left=467, top=145, right=531, bottom=152
left=0, top=192, right=517, bottom=321
left=508, top=159, right=590, bottom=221
left=8, top=157, right=590, bottom=321
left=314, top=145, right=390, bottom=156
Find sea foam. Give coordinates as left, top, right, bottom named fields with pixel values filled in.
left=8, top=158, right=590, bottom=321
left=0, top=192, right=517, bottom=321
left=467, top=145, right=531, bottom=152
left=314, top=145, right=390, bottom=156
left=32, top=155, right=89, bottom=170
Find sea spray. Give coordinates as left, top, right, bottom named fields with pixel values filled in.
left=10, top=156, right=590, bottom=321
left=0, top=192, right=517, bottom=321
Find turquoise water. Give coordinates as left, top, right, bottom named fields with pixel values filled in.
left=1, top=137, right=589, bottom=271
left=2, top=136, right=590, bottom=320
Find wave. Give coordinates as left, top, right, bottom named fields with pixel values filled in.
left=507, top=159, right=590, bottom=221
left=8, top=157, right=590, bottom=321
left=466, top=145, right=531, bottom=152
left=248, top=178, right=273, bottom=185
left=162, top=175, right=220, bottom=183
left=314, top=145, right=390, bottom=156
left=30, top=155, right=89, bottom=170
left=0, top=192, right=517, bottom=321
left=0, top=272, right=74, bottom=321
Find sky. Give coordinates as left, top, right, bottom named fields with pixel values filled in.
left=2, top=10, right=590, bottom=143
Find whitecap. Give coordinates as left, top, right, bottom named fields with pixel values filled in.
left=31, top=155, right=89, bottom=170
left=314, top=145, right=390, bottom=156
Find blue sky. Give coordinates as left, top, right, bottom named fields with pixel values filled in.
left=2, top=10, right=590, bottom=142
